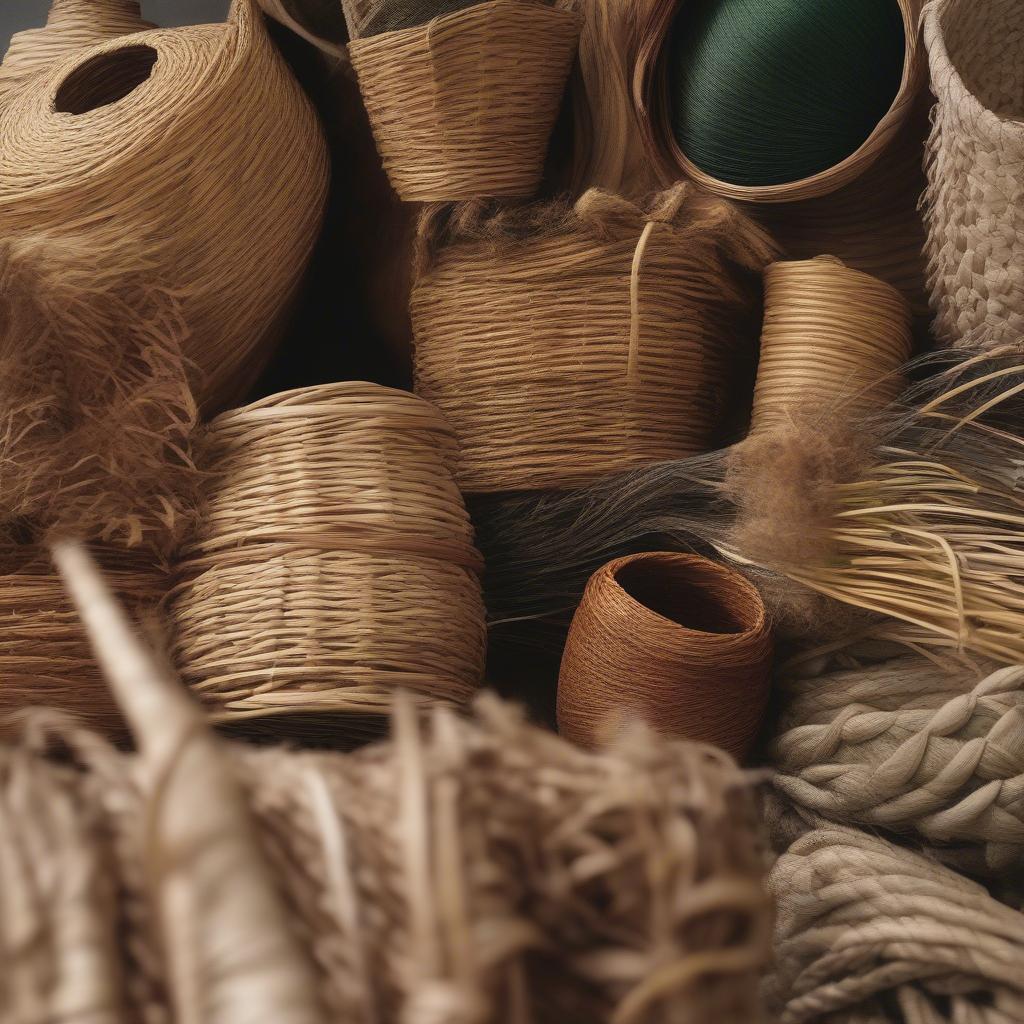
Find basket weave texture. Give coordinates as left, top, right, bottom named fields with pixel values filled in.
left=348, top=0, right=581, bottom=201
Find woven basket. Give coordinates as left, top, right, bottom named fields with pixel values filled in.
left=348, top=0, right=582, bottom=202
left=168, top=382, right=487, bottom=730
left=0, top=0, right=329, bottom=413
left=412, top=185, right=775, bottom=493
left=922, top=0, right=1024, bottom=350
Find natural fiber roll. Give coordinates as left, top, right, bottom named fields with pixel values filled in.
left=413, top=184, right=775, bottom=493
left=558, top=552, right=773, bottom=759
left=169, top=382, right=487, bottom=730
left=0, top=0, right=329, bottom=413
left=750, top=257, right=913, bottom=435
left=922, top=0, right=1024, bottom=351
left=347, top=0, right=582, bottom=202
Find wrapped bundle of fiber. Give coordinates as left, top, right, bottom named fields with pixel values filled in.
left=0, top=0, right=329, bottom=413
left=346, top=0, right=582, bottom=201
left=413, top=184, right=775, bottom=493
left=169, top=383, right=486, bottom=734
left=922, top=0, right=1024, bottom=351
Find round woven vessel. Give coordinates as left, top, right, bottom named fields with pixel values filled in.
left=348, top=0, right=582, bottom=201
left=922, top=0, right=1024, bottom=350
left=557, top=552, right=773, bottom=759
left=0, top=0, right=329, bottom=413
left=169, top=382, right=487, bottom=730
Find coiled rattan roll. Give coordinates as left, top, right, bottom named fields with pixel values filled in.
left=0, top=0, right=329, bottom=413
left=557, top=552, right=773, bottom=759
left=750, top=257, right=913, bottom=435
left=169, top=382, right=487, bottom=731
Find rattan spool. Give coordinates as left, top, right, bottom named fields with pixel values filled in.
left=412, top=185, right=775, bottom=493
left=347, top=0, right=582, bottom=202
left=0, top=0, right=329, bottom=413
left=557, top=552, right=773, bottom=759
left=749, top=257, right=913, bottom=435
left=168, top=382, right=487, bottom=730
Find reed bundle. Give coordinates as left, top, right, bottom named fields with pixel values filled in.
left=558, top=552, right=773, bottom=760
left=169, top=382, right=486, bottom=732
left=347, top=0, right=581, bottom=202
left=0, top=0, right=329, bottom=413
left=413, top=184, right=775, bottom=493
left=922, top=0, right=1024, bottom=351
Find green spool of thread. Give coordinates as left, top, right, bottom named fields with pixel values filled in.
left=669, top=0, right=907, bottom=188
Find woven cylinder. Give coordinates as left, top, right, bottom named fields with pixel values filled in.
left=749, top=257, right=913, bottom=435
left=168, top=382, right=487, bottom=730
left=412, top=185, right=776, bottom=493
left=348, top=0, right=582, bottom=202
left=557, top=552, right=773, bottom=759
left=0, top=0, right=329, bottom=413
left=922, top=0, right=1024, bottom=351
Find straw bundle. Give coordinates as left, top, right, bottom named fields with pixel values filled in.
left=0, top=0, right=329, bottom=413
left=169, top=382, right=486, bottom=730
left=413, top=185, right=775, bottom=493
left=558, top=553, right=773, bottom=759
left=347, top=0, right=582, bottom=202
left=767, top=823, right=1024, bottom=1023
left=922, top=0, right=1024, bottom=351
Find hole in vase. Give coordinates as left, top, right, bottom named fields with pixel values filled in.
left=55, top=45, right=158, bottom=114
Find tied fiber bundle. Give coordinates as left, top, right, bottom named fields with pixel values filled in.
left=922, top=0, right=1024, bottom=351
left=767, top=823, right=1024, bottom=1023
left=169, top=382, right=486, bottom=731
left=347, top=0, right=582, bottom=202
left=0, top=0, right=329, bottom=413
left=750, top=257, right=912, bottom=436
left=558, top=552, right=772, bottom=760
left=413, top=185, right=776, bottom=493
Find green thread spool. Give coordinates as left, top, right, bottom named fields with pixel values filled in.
left=668, top=0, right=906, bottom=189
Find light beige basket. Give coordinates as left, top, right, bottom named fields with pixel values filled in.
left=922, top=0, right=1024, bottom=350
left=348, top=0, right=582, bottom=201
left=168, top=382, right=487, bottom=731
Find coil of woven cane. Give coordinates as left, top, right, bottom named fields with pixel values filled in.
left=922, top=0, right=1024, bottom=351
left=168, top=382, right=486, bottom=731
left=0, top=0, right=329, bottom=414
left=749, top=257, right=913, bottom=436
left=558, top=552, right=773, bottom=759
left=413, top=184, right=776, bottom=493
left=347, top=0, right=582, bottom=202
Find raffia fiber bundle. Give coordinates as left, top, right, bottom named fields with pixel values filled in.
left=767, top=823, right=1024, bottom=1023
left=558, top=552, right=773, bottom=760
left=922, top=0, right=1024, bottom=351
left=347, top=0, right=582, bottom=202
left=0, top=0, right=329, bottom=413
left=413, top=184, right=775, bottom=493
left=169, top=382, right=486, bottom=731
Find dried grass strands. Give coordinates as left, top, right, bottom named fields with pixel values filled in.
left=767, top=823, right=1024, bottom=1023
left=413, top=184, right=775, bottom=493
left=922, top=0, right=1024, bottom=351
left=0, top=0, right=329, bottom=413
left=169, top=382, right=486, bottom=730
left=347, top=0, right=582, bottom=202
left=558, top=552, right=773, bottom=760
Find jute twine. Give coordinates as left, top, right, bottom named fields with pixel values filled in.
left=922, top=0, right=1024, bottom=351
left=347, top=0, right=582, bottom=202
left=749, top=257, right=913, bottom=436
left=767, top=822, right=1024, bottom=1023
left=0, top=0, right=329, bottom=413
left=558, top=553, right=773, bottom=760
left=413, top=184, right=776, bottom=493
left=168, top=382, right=487, bottom=731
left=341, top=0, right=493, bottom=39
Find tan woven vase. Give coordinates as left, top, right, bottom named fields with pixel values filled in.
left=347, top=0, right=582, bottom=201
left=0, top=0, right=329, bottom=413
left=169, top=382, right=487, bottom=732
left=412, top=185, right=776, bottom=493
left=923, top=0, right=1024, bottom=350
